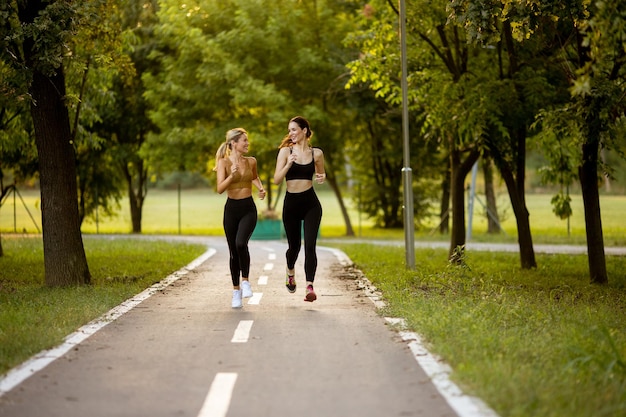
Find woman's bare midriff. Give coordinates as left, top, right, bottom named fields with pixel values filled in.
left=226, top=188, right=252, bottom=200
left=286, top=179, right=313, bottom=193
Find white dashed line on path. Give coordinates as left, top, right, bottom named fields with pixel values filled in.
left=258, top=275, right=268, bottom=285
left=231, top=320, right=254, bottom=343
left=197, top=372, right=238, bottom=417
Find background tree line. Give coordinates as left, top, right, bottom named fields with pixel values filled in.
left=1, top=0, right=624, bottom=286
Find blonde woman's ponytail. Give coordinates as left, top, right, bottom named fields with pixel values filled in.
left=212, top=128, right=247, bottom=171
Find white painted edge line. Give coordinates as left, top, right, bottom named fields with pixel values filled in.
left=231, top=320, right=254, bottom=343
left=322, top=246, right=500, bottom=417
left=398, top=326, right=500, bottom=417
left=0, top=247, right=217, bottom=397
left=197, top=372, right=238, bottom=417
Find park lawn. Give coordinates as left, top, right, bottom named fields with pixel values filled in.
left=2, top=187, right=626, bottom=245
left=331, top=243, right=626, bottom=417
left=0, top=236, right=207, bottom=376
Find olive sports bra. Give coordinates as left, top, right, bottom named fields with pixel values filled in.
left=285, top=147, right=316, bottom=181
left=227, top=158, right=253, bottom=190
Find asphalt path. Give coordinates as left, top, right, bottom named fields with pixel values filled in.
left=0, top=237, right=494, bottom=417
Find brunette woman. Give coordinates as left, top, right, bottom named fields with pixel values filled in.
left=273, top=116, right=325, bottom=302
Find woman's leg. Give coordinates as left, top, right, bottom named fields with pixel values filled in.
left=223, top=201, right=242, bottom=288
left=236, top=207, right=257, bottom=280
left=282, top=193, right=303, bottom=271
left=236, top=202, right=257, bottom=299
left=302, top=193, right=323, bottom=283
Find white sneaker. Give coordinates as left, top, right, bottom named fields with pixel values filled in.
left=231, top=289, right=243, bottom=309
left=241, top=280, right=253, bottom=298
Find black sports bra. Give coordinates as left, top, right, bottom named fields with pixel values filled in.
left=285, top=147, right=315, bottom=181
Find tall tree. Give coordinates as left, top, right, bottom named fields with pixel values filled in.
left=346, top=0, right=484, bottom=258
left=450, top=0, right=626, bottom=283
left=65, top=0, right=134, bottom=229
left=4, top=0, right=91, bottom=285
left=144, top=0, right=361, bottom=235
left=88, top=0, right=158, bottom=233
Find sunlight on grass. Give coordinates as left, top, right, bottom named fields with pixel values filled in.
left=332, top=243, right=626, bottom=417
left=2, top=188, right=625, bottom=245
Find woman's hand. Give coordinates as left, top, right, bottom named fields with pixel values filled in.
left=315, top=172, right=326, bottom=184
left=258, top=188, right=266, bottom=200
left=230, top=162, right=242, bottom=181
left=288, top=150, right=297, bottom=165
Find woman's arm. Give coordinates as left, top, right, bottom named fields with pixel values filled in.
left=216, top=158, right=239, bottom=194
left=273, top=147, right=292, bottom=185
left=314, top=148, right=326, bottom=184
left=250, top=158, right=266, bottom=200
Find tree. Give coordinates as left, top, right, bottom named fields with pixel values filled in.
left=2, top=0, right=91, bottom=285
left=143, top=0, right=361, bottom=235
left=346, top=0, right=487, bottom=258
left=87, top=0, right=159, bottom=233
left=64, top=1, right=136, bottom=229
left=450, top=0, right=626, bottom=283
left=2, top=1, right=133, bottom=236
left=344, top=2, right=447, bottom=230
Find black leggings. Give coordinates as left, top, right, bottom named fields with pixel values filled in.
left=282, top=187, right=322, bottom=283
left=223, top=197, right=257, bottom=286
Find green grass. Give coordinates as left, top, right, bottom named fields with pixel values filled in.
left=330, top=243, right=626, bottom=417
left=2, top=187, right=625, bottom=245
left=0, top=236, right=207, bottom=375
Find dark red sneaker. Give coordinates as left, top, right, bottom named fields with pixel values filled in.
left=304, top=285, right=317, bottom=302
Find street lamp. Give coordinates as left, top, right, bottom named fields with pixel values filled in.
left=400, top=0, right=415, bottom=268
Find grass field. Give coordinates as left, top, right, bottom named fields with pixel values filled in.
left=331, top=244, right=626, bottom=417
left=2, top=185, right=625, bottom=245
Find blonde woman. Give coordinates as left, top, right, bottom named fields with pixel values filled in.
left=273, top=116, right=325, bottom=302
left=215, top=128, right=266, bottom=308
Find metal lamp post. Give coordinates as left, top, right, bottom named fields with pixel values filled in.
left=400, top=0, right=415, bottom=268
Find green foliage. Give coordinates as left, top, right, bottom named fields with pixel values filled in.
left=1, top=0, right=142, bottom=225
left=140, top=0, right=366, bottom=223
left=551, top=192, right=573, bottom=220
left=343, top=1, right=447, bottom=227
left=2, top=0, right=77, bottom=77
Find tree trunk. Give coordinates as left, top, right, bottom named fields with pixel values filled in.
left=580, top=98, right=607, bottom=284
left=499, top=164, right=536, bottom=269
left=483, top=158, right=500, bottom=234
left=490, top=125, right=536, bottom=269
left=30, top=69, right=91, bottom=286
left=449, top=147, right=480, bottom=261
left=128, top=180, right=143, bottom=234
left=439, top=161, right=450, bottom=234
left=0, top=183, right=6, bottom=258
left=122, top=161, right=147, bottom=234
